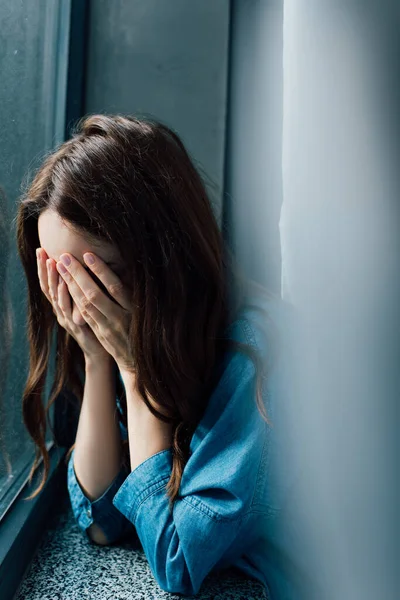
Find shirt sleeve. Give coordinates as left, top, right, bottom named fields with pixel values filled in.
left=111, top=351, right=268, bottom=595
left=67, top=442, right=135, bottom=545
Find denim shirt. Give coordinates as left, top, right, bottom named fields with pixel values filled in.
left=67, top=289, right=300, bottom=599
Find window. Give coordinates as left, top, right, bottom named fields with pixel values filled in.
left=0, top=1, right=82, bottom=597
left=0, top=0, right=72, bottom=516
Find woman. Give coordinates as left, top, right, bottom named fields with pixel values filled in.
left=15, top=114, right=297, bottom=598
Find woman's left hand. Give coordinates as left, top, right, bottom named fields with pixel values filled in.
left=56, top=252, right=135, bottom=373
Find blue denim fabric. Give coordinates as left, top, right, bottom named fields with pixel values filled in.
left=66, top=288, right=299, bottom=598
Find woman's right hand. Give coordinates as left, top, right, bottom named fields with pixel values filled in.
left=36, top=247, right=112, bottom=364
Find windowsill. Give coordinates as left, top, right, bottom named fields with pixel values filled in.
left=0, top=443, right=69, bottom=600
left=12, top=490, right=269, bottom=600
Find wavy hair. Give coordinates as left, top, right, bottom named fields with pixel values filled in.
left=15, top=114, right=276, bottom=512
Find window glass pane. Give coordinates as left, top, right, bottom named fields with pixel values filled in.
left=0, top=0, right=69, bottom=514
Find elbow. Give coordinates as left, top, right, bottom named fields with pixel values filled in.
left=151, top=536, right=205, bottom=595
left=155, top=569, right=200, bottom=597
left=86, top=523, right=111, bottom=546
left=159, top=582, right=198, bottom=596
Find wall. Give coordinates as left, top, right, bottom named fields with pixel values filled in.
left=223, top=0, right=283, bottom=293
left=83, top=0, right=230, bottom=226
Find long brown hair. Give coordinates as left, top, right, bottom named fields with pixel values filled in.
left=15, top=114, right=276, bottom=512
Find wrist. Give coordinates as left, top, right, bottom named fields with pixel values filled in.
left=84, top=353, right=114, bottom=372
left=118, top=367, right=137, bottom=390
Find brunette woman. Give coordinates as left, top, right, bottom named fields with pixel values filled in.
left=15, top=114, right=298, bottom=598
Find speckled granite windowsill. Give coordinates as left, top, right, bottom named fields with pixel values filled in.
left=13, top=493, right=268, bottom=600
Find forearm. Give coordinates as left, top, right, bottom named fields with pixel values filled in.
left=73, top=356, right=123, bottom=501
left=120, top=371, right=173, bottom=472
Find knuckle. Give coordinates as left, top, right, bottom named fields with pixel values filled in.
left=83, top=291, right=95, bottom=306
left=108, top=281, right=123, bottom=296
left=103, top=328, right=113, bottom=342
left=114, top=322, right=124, bottom=337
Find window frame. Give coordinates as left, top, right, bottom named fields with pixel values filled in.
left=0, top=0, right=88, bottom=596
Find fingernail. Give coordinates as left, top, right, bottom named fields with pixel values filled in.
left=60, top=254, right=71, bottom=266
left=84, top=253, right=95, bottom=265
left=57, top=262, right=67, bottom=274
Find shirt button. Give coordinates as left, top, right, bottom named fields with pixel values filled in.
left=86, top=508, right=91, bottom=518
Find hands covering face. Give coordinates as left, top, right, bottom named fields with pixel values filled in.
left=36, top=248, right=135, bottom=372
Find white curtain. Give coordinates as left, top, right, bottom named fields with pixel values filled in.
left=280, top=1, right=400, bottom=598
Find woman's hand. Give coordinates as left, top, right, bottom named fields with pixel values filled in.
left=36, top=247, right=112, bottom=364
left=55, top=251, right=135, bottom=374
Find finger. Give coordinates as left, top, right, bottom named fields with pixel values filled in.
left=81, top=253, right=131, bottom=311
left=37, top=248, right=52, bottom=303
left=57, top=262, right=106, bottom=328
left=47, top=258, right=61, bottom=314
left=59, top=253, right=131, bottom=315
left=57, top=274, right=72, bottom=318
